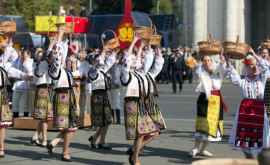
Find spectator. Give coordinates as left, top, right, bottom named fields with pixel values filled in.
left=169, top=48, right=185, bottom=93
left=12, top=49, right=34, bottom=117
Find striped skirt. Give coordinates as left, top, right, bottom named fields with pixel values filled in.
left=91, top=90, right=112, bottom=127
left=33, top=86, right=53, bottom=121
left=124, top=97, right=160, bottom=140
left=53, top=89, right=79, bottom=131
left=0, top=88, right=12, bottom=128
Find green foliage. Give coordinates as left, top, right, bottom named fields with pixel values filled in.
left=0, top=0, right=181, bottom=30
left=159, top=0, right=173, bottom=14
left=1, top=0, right=89, bottom=31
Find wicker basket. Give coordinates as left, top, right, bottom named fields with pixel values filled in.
left=150, top=26, right=161, bottom=46
left=198, top=34, right=222, bottom=55
left=135, top=18, right=154, bottom=40
left=0, top=21, right=16, bottom=33
left=261, top=38, right=270, bottom=49
left=185, top=56, right=197, bottom=69
left=135, top=26, right=153, bottom=40
left=0, top=34, right=8, bottom=48
left=223, top=36, right=250, bottom=59
left=192, top=158, right=258, bottom=165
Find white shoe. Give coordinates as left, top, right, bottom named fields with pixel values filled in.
left=200, top=150, right=213, bottom=157
left=190, top=148, right=199, bottom=158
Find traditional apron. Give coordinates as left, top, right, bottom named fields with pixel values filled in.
left=91, top=72, right=112, bottom=127
left=33, top=84, right=53, bottom=121
left=145, top=74, right=166, bottom=130
left=234, top=99, right=264, bottom=149
left=52, top=72, right=79, bottom=131
left=195, top=90, right=224, bottom=137
left=91, top=89, right=112, bottom=127
left=124, top=72, right=159, bottom=140
left=0, top=67, right=12, bottom=127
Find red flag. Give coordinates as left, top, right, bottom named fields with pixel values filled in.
left=117, top=0, right=134, bottom=49
left=65, top=16, right=90, bottom=33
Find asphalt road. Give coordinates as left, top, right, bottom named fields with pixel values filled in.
left=0, top=83, right=248, bottom=165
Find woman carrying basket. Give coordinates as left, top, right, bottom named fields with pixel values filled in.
left=190, top=52, right=228, bottom=158
left=227, top=48, right=270, bottom=158
left=121, top=34, right=165, bottom=165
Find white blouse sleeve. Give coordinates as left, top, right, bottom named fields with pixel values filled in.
left=120, top=54, right=131, bottom=85
left=143, top=48, right=155, bottom=73
left=100, top=53, right=116, bottom=73
left=148, top=55, right=164, bottom=78
left=5, top=62, right=25, bottom=79
left=48, top=56, right=61, bottom=80
left=226, top=65, right=242, bottom=87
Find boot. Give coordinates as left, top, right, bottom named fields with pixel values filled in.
left=115, top=109, right=121, bottom=125
left=13, top=112, right=19, bottom=118
left=24, top=112, right=29, bottom=117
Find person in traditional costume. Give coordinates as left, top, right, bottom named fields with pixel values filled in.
left=121, top=35, right=165, bottom=165
left=0, top=32, right=32, bottom=158
left=66, top=42, right=81, bottom=118
left=31, top=48, right=52, bottom=147
left=46, top=23, right=79, bottom=162
left=227, top=48, right=270, bottom=158
left=87, top=30, right=119, bottom=150
left=190, top=53, right=227, bottom=158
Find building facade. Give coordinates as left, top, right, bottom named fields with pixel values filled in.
left=182, top=0, right=269, bottom=48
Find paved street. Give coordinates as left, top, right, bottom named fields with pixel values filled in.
left=0, top=83, right=246, bottom=165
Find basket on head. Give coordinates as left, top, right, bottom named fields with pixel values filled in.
left=261, top=38, right=270, bottom=49
left=135, top=26, right=153, bottom=40
left=134, top=17, right=153, bottom=40
left=0, top=33, right=8, bottom=48
left=149, top=25, right=162, bottom=46
left=0, top=20, right=16, bottom=33
left=223, top=36, right=250, bottom=59
left=198, top=34, right=222, bottom=56
left=192, top=158, right=258, bottom=165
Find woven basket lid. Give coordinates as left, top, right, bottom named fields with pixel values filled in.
left=132, top=12, right=152, bottom=28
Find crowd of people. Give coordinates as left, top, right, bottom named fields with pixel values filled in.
left=1, top=11, right=270, bottom=165
left=0, top=17, right=167, bottom=164
left=156, top=47, right=195, bottom=93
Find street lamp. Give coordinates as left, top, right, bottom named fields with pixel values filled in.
left=157, top=0, right=160, bottom=14
left=89, top=0, right=93, bottom=13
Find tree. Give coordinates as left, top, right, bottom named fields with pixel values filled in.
left=1, top=0, right=61, bottom=30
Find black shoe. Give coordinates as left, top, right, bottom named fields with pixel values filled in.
left=24, top=112, right=29, bottom=117
left=47, top=144, right=54, bottom=154
left=88, top=136, right=98, bottom=149
left=128, top=152, right=134, bottom=165
left=61, top=156, right=72, bottom=162
left=126, top=147, right=133, bottom=155
left=30, top=138, right=40, bottom=146
left=13, top=112, right=19, bottom=118
left=116, top=109, right=121, bottom=125
left=98, top=144, right=112, bottom=150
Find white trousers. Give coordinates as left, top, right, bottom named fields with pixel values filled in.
left=108, top=88, right=122, bottom=110
left=12, top=89, right=35, bottom=116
